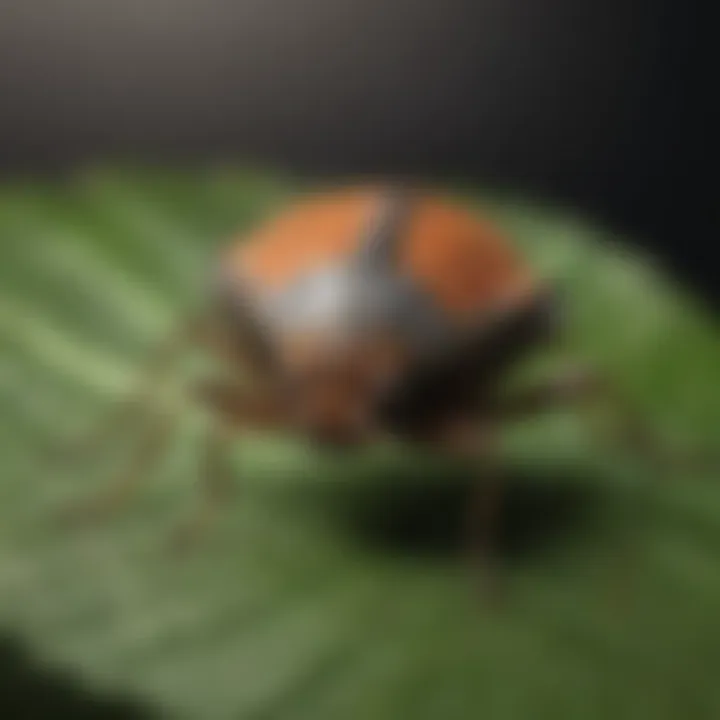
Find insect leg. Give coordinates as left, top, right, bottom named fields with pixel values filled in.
left=169, top=378, right=284, bottom=553
left=170, top=418, right=235, bottom=554
left=495, top=362, right=676, bottom=476
left=464, top=425, right=506, bottom=606
left=51, top=315, right=202, bottom=465
left=429, top=418, right=505, bottom=605
left=59, top=408, right=177, bottom=525
left=465, top=448, right=505, bottom=606
left=493, top=362, right=664, bottom=613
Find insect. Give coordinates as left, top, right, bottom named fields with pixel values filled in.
left=60, top=184, right=662, bottom=596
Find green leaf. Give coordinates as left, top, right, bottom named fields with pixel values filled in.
left=1, top=168, right=719, bottom=719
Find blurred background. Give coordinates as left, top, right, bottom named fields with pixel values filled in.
left=0, top=0, right=713, bottom=302
left=0, top=1, right=718, bottom=718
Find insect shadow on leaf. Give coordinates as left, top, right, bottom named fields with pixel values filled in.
left=284, top=456, right=614, bottom=564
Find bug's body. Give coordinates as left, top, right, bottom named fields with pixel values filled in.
left=230, top=187, right=536, bottom=320
left=212, top=187, right=553, bottom=445
left=64, top=183, right=662, bottom=598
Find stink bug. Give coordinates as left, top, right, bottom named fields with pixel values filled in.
left=60, top=184, right=664, bottom=595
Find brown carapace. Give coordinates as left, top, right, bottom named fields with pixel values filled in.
left=60, top=184, right=665, bottom=599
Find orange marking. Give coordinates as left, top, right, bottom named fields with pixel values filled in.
left=399, top=198, right=536, bottom=317
left=227, top=189, right=376, bottom=288
left=225, top=187, right=537, bottom=319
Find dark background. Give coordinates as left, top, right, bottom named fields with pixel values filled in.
left=0, top=0, right=712, bottom=303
